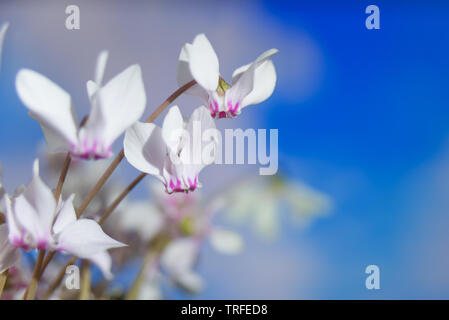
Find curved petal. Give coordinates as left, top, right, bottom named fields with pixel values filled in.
left=162, top=106, right=184, bottom=153
left=176, top=271, right=204, bottom=293
left=177, top=43, right=193, bottom=87
left=22, top=159, right=57, bottom=233
left=0, top=22, right=9, bottom=71
left=16, top=69, right=79, bottom=150
left=94, top=50, right=109, bottom=86
left=179, top=106, right=218, bottom=182
left=188, top=34, right=219, bottom=92
left=4, top=195, right=22, bottom=247
left=31, top=114, right=74, bottom=153
left=83, top=64, right=146, bottom=153
left=177, top=42, right=209, bottom=102
left=86, top=80, right=99, bottom=102
left=13, top=195, right=46, bottom=248
left=237, top=60, right=276, bottom=108
left=56, top=219, right=125, bottom=258
left=86, top=51, right=109, bottom=101
left=228, top=48, right=278, bottom=110
left=124, top=122, right=165, bottom=180
left=52, top=194, right=77, bottom=235
left=86, top=251, right=113, bottom=280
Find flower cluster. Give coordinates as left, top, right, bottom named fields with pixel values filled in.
left=0, top=22, right=327, bottom=300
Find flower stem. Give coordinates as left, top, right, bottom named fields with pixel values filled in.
left=79, top=260, right=91, bottom=300
left=23, top=250, right=45, bottom=300
left=0, top=270, right=8, bottom=299
left=54, top=154, right=71, bottom=201
left=75, top=80, right=196, bottom=220
left=54, top=116, right=88, bottom=201
left=42, top=256, right=77, bottom=300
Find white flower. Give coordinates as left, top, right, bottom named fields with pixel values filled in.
left=0, top=22, right=9, bottom=70
left=177, top=34, right=278, bottom=119
left=124, top=105, right=218, bottom=193
left=15, top=51, right=146, bottom=159
left=4, top=159, right=125, bottom=278
left=225, top=176, right=331, bottom=239
left=160, top=238, right=203, bottom=293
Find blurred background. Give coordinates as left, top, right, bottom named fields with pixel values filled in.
left=1, top=0, right=449, bottom=299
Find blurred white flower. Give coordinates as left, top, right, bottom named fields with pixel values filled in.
left=160, top=238, right=203, bottom=293
left=178, top=33, right=277, bottom=119
left=225, top=176, right=331, bottom=239
left=118, top=180, right=243, bottom=295
left=124, top=105, right=217, bottom=193
left=3, top=159, right=125, bottom=278
left=15, top=51, right=146, bottom=159
left=0, top=22, right=9, bottom=70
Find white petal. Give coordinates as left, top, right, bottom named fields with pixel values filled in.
left=228, top=48, right=278, bottom=108
left=210, top=228, right=243, bottom=254
left=22, top=159, right=56, bottom=233
left=162, top=106, right=184, bottom=153
left=124, top=122, right=165, bottom=179
left=238, top=60, right=276, bottom=108
left=52, top=194, right=77, bottom=235
left=94, top=50, right=109, bottom=86
left=188, top=34, right=219, bottom=92
left=177, top=42, right=209, bottom=102
left=13, top=195, right=46, bottom=246
left=84, top=64, right=146, bottom=149
left=0, top=22, right=9, bottom=71
left=16, top=69, right=79, bottom=150
left=4, top=195, right=22, bottom=245
left=176, top=271, right=204, bottom=293
left=86, top=51, right=109, bottom=101
left=31, top=114, right=74, bottom=153
left=180, top=106, right=218, bottom=175
left=86, top=80, right=99, bottom=102
left=86, top=251, right=113, bottom=280
left=0, top=224, right=20, bottom=272
left=56, top=219, right=125, bottom=258
left=177, top=43, right=194, bottom=87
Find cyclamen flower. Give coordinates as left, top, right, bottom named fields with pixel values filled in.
left=15, top=51, right=146, bottom=159
left=4, top=159, right=125, bottom=278
left=119, top=181, right=243, bottom=294
left=225, top=175, right=331, bottom=239
left=124, top=105, right=218, bottom=193
left=0, top=22, right=9, bottom=70
left=177, top=34, right=277, bottom=119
